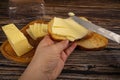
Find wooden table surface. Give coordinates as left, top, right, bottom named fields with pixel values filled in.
left=0, top=0, right=120, bottom=80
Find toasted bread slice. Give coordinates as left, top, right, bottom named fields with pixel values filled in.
left=48, top=19, right=69, bottom=41
left=48, top=17, right=89, bottom=41
left=76, top=32, right=108, bottom=50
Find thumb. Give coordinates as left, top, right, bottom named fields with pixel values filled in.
left=53, top=40, right=69, bottom=53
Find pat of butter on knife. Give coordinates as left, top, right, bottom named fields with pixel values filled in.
left=2, top=24, right=33, bottom=56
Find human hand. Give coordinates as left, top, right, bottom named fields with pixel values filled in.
left=19, top=35, right=77, bottom=80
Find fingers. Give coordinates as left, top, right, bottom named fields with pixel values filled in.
left=61, top=51, right=67, bottom=62
left=65, top=42, right=77, bottom=56
left=38, top=35, right=54, bottom=48
left=52, top=40, right=69, bottom=53
left=61, top=43, right=77, bottom=62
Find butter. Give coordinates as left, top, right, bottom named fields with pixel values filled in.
left=29, top=24, right=37, bottom=40
left=26, top=28, right=36, bottom=40
left=2, top=24, right=33, bottom=56
left=27, top=23, right=48, bottom=40
left=39, top=23, right=48, bottom=37
left=68, top=12, right=75, bottom=16
left=51, top=17, right=89, bottom=41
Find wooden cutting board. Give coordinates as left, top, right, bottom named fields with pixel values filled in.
left=0, top=20, right=46, bottom=64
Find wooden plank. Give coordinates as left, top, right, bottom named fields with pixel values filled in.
left=0, top=48, right=120, bottom=79
left=57, top=73, right=120, bottom=80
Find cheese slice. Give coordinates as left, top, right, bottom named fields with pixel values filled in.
left=51, top=17, right=89, bottom=41
left=2, top=24, right=33, bottom=56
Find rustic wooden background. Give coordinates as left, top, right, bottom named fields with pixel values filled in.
left=0, top=0, right=120, bottom=80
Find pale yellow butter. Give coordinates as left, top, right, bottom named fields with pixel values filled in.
left=27, top=23, right=48, bottom=40
left=51, top=17, right=89, bottom=41
left=2, top=24, right=33, bottom=56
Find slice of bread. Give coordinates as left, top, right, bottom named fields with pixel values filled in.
left=76, top=32, right=108, bottom=50
left=48, top=19, right=67, bottom=41
left=48, top=18, right=71, bottom=41
left=48, top=17, right=89, bottom=41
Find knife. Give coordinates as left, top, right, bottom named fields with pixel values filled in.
left=68, top=12, right=120, bottom=44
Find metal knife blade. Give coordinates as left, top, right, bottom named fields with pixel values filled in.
left=68, top=12, right=120, bottom=44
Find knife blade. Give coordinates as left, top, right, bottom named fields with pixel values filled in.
left=68, top=12, right=120, bottom=44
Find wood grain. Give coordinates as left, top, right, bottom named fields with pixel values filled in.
left=0, top=0, right=120, bottom=80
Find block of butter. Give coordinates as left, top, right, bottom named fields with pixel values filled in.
left=2, top=24, right=33, bottom=56
left=49, top=17, right=89, bottom=41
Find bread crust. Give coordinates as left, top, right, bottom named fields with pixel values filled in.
left=48, top=19, right=67, bottom=41
left=48, top=18, right=90, bottom=41
left=76, top=32, right=108, bottom=50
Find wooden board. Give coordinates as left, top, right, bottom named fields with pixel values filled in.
left=0, top=20, right=45, bottom=64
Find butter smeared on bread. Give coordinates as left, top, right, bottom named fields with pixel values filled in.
left=48, top=17, right=89, bottom=41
